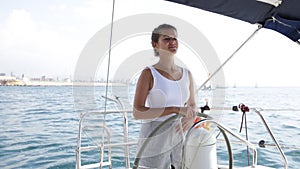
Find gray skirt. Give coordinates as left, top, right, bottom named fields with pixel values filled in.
left=135, top=118, right=185, bottom=169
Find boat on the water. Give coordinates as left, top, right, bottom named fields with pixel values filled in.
left=75, top=0, right=299, bottom=168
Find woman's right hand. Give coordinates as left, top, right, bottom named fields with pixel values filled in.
left=179, top=106, right=196, bottom=118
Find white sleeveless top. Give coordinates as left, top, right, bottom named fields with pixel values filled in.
left=146, top=66, right=190, bottom=121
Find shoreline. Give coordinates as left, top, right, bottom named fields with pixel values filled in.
left=0, top=81, right=127, bottom=87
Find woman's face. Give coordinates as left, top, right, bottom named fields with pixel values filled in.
left=153, top=28, right=178, bottom=56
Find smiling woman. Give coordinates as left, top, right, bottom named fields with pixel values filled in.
left=132, top=23, right=197, bottom=169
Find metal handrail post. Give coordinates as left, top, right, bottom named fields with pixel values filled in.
left=252, top=108, right=288, bottom=169
left=102, top=95, right=131, bottom=168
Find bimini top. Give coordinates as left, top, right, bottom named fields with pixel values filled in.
left=165, top=0, right=300, bottom=43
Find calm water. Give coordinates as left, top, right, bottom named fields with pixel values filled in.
left=0, top=86, right=299, bottom=168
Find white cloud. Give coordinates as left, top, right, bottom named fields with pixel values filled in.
left=0, top=0, right=299, bottom=86
left=0, top=7, right=82, bottom=78
left=1, top=9, right=36, bottom=47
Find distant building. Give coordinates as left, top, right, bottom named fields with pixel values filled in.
left=0, top=76, right=24, bottom=86
left=63, top=78, right=72, bottom=82
left=0, top=76, right=16, bottom=81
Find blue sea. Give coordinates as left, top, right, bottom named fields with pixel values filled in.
left=0, top=86, right=300, bottom=169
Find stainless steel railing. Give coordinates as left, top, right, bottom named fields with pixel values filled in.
left=76, top=105, right=287, bottom=169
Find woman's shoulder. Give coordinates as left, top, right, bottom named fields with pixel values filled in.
left=140, top=67, right=153, bottom=79
left=142, top=66, right=151, bottom=73
left=137, top=67, right=154, bottom=89
left=179, top=66, right=190, bottom=74
left=179, top=66, right=193, bottom=80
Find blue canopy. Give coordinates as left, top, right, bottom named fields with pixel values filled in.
left=165, top=0, right=300, bottom=43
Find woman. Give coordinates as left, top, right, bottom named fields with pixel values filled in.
left=133, top=24, right=197, bottom=168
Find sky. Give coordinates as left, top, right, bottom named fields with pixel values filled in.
left=0, top=0, right=300, bottom=87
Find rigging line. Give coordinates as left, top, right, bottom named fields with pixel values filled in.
left=202, top=106, right=300, bottom=112
left=266, top=16, right=300, bottom=45
left=104, top=0, right=116, bottom=114
left=196, top=25, right=262, bottom=92
left=101, top=0, right=116, bottom=164
left=217, top=139, right=300, bottom=150
left=238, top=110, right=250, bottom=166
left=253, top=108, right=300, bottom=112
left=244, top=113, right=250, bottom=166
left=268, top=16, right=300, bottom=34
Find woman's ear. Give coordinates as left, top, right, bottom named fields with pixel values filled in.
left=151, top=41, right=157, bottom=48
